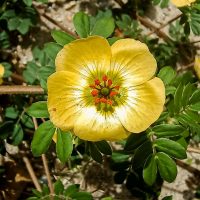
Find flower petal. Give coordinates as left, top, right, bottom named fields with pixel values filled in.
left=194, top=56, right=200, bottom=79
left=0, top=64, right=4, bottom=78
left=110, top=39, right=157, bottom=86
left=73, top=107, right=129, bottom=141
left=171, top=0, right=196, bottom=7
left=47, top=71, right=85, bottom=131
left=55, top=36, right=111, bottom=78
left=116, top=77, right=165, bottom=133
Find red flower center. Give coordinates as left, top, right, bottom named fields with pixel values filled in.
left=89, top=75, right=120, bottom=106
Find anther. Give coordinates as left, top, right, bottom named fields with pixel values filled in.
left=89, top=84, right=96, bottom=89
left=108, top=79, right=112, bottom=86
left=91, top=89, right=98, bottom=96
left=110, top=91, right=118, bottom=97
left=107, top=99, right=113, bottom=105
left=114, top=86, right=120, bottom=90
left=95, top=98, right=100, bottom=104
left=95, top=79, right=100, bottom=85
left=100, top=97, right=107, bottom=103
left=102, top=75, right=108, bottom=82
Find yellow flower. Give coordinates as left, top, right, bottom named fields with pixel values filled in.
left=47, top=36, right=165, bottom=141
left=194, top=56, right=200, bottom=79
left=0, top=64, right=5, bottom=85
left=171, top=0, right=196, bottom=7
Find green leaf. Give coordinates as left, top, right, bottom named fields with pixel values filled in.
left=132, top=140, right=153, bottom=169
left=38, top=66, right=55, bottom=90
left=157, top=66, right=176, bottom=85
left=165, top=86, right=176, bottom=95
left=174, top=83, right=184, bottom=113
left=154, top=138, right=187, bottom=159
left=189, top=89, right=200, bottom=104
left=143, top=154, right=157, bottom=186
left=56, top=129, right=73, bottom=163
left=8, top=17, right=20, bottom=31
left=101, top=197, right=113, bottom=200
left=182, top=83, right=194, bottom=108
left=0, top=121, right=14, bottom=139
left=124, top=133, right=147, bottom=152
left=152, top=124, right=185, bottom=138
left=17, top=19, right=31, bottom=34
left=11, top=124, right=24, bottom=145
left=162, top=195, right=173, bottom=200
left=190, top=12, right=200, bottom=35
left=23, top=0, right=32, bottom=6
left=90, top=17, right=115, bottom=38
left=21, top=114, right=34, bottom=128
left=107, top=37, right=120, bottom=45
left=51, top=30, right=75, bottom=46
left=89, top=142, right=103, bottom=163
left=189, top=102, right=200, bottom=111
left=5, top=107, right=19, bottom=119
left=31, top=121, right=55, bottom=156
left=32, top=189, right=42, bottom=197
left=64, top=184, right=79, bottom=197
left=73, top=12, right=90, bottom=38
left=23, top=62, right=39, bottom=84
left=156, top=152, right=177, bottom=183
left=95, top=140, right=112, bottom=155
left=70, top=192, right=93, bottom=200
left=111, top=152, right=129, bottom=163
left=27, top=101, right=49, bottom=118
left=54, top=179, right=64, bottom=195
left=44, top=42, right=62, bottom=61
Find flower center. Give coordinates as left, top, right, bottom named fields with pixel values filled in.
left=101, top=88, right=110, bottom=96
left=89, top=74, right=121, bottom=112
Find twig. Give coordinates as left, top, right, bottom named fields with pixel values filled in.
left=147, top=13, right=183, bottom=36
left=11, top=73, right=25, bottom=83
left=113, top=0, right=125, bottom=7
left=190, top=40, right=200, bottom=44
left=42, top=154, right=54, bottom=196
left=137, top=15, right=171, bottom=42
left=0, top=86, right=44, bottom=95
left=176, top=160, right=200, bottom=175
left=33, top=4, right=78, bottom=38
left=187, top=147, right=200, bottom=154
left=177, top=62, right=194, bottom=72
left=32, top=118, right=54, bottom=197
left=22, top=156, right=42, bottom=192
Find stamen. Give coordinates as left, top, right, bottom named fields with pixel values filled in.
left=89, top=75, right=121, bottom=111
left=95, top=79, right=100, bottom=85
left=91, top=89, right=98, bottom=96
left=114, top=86, right=120, bottom=90
left=110, top=91, right=118, bottom=97
left=102, top=75, right=108, bottom=82
left=95, top=98, right=100, bottom=104
left=108, top=79, right=112, bottom=86
left=100, top=97, right=107, bottom=103
left=107, top=99, right=113, bottom=105
left=89, top=84, right=96, bottom=89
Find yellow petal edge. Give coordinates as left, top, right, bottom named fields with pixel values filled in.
left=171, top=0, right=196, bottom=7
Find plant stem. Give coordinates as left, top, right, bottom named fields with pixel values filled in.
left=32, top=118, right=54, bottom=197
left=147, top=13, right=183, bottom=36
left=0, top=86, right=44, bottom=95
left=22, top=156, right=42, bottom=192
left=176, top=160, right=200, bottom=175
left=33, top=4, right=78, bottom=38
left=42, top=154, right=54, bottom=196
left=137, top=15, right=171, bottom=42
left=187, top=147, right=200, bottom=154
